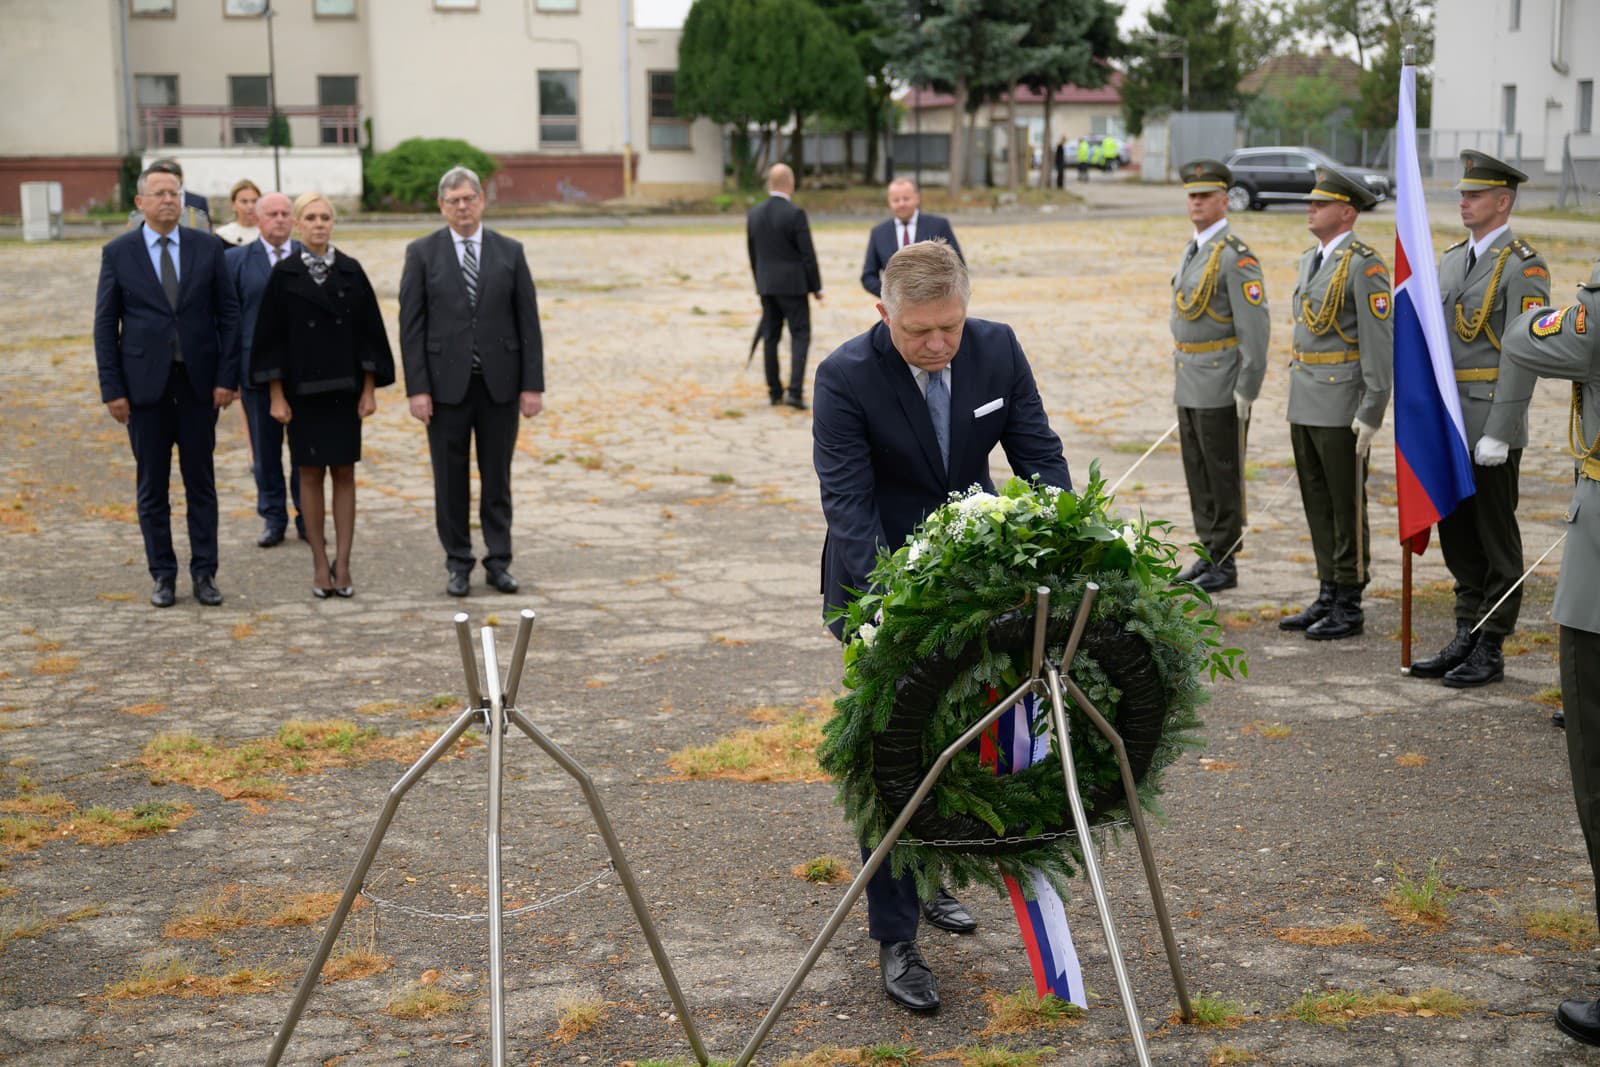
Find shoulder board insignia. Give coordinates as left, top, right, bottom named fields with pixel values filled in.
left=1444, top=239, right=1468, bottom=253
left=1511, top=237, right=1538, bottom=260
left=1522, top=264, right=1549, bottom=279
left=1226, top=233, right=1250, bottom=254
left=1349, top=240, right=1376, bottom=258
left=1365, top=262, right=1388, bottom=277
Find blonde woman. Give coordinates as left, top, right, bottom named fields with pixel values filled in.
left=251, top=192, right=394, bottom=597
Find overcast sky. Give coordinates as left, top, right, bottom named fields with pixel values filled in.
left=635, top=0, right=1162, bottom=33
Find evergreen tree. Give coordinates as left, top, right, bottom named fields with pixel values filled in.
left=1119, top=0, right=1245, bottom=135
left=1013, top=0, right=1119, bottom=188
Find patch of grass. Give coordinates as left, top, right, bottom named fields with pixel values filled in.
left=1287, top=986, right=1475, bottom=1026
left=1522, top=906, right=1599, bottom=949
left=980, top=988, right=1086, bottom=1035
left=67, top=801, right=192, bottom=846
left=1503, top=630, right=1556, bottom=656
left=167, top=886, right=352, bottom=938
left=321, top=945, right=392, bottom=982
left=860, top=1044, right=920, bottom=1065
left=384, top=983, right=470, bottom=1019
left=104, top=957, right=286, bottom=999
left=1532, top=686, right=1564, bottom=709
left=793, top=855, right=849, bottom=884
left=668, top=709, right=828, bottom=783
left=32, top=655, right=79, bottom=676
left=1, top=906, right=58, bottom=948
left=1386, top=858, right=1458, bottom=925
left=0, top=815, right=50, bottom=851
left=550, top=993, right=607, bottom=1042
left=954, top=1046, right=1058, bottom=1067
left=710, top=472, right=736, bottom=484
left=0, top=792, right=73, bottom=817
left=1208, top=1049, right=1259, bottom=1066
left=1272, top=923, right=1379, bottom=947
left=1246, top=720, right=1292, bottom=739
left=1180, top=992, right=1246, bottom=1028
left=120, top=702, right=166, bottom=716
left=1395, top=752, right=1429, bottom=767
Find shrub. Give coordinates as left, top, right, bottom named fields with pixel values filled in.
left=365, top=138, right=499, bottom=210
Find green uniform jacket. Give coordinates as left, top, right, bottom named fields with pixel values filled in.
left=1288, top=234, right=1393, bottom=429
left=1437, top=230, right=1549, bottom=448
left=1169, top=224, right=1271, bottom=410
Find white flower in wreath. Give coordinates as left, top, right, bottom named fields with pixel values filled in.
left=1121, top=524, right=1139, bottom=548
left=907, top=539, right=929, bottom=565
left=858, top=622, right=878, bottom=647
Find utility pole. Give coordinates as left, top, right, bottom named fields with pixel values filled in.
left=264, top=0, right=281, bottom=190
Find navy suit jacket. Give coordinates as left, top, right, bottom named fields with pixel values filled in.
left=813, top=316, right=1072, bottom=634
left=94, top=225, right=241, bottom=406
left=860, top=213, right=964, bottom=296
left=225, top=238, right=300, bottom=384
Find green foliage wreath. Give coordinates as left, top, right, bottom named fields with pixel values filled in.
left=816, top=471, right=1244, bottom=898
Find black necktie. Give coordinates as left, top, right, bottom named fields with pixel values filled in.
left=1312, top=249, right=1324, bottom=276
left=1466, top=246, right=1478, bottom=274
left=158, top=236, right=179, bottom=308
left=1183, top=240, right=1197, bottom=268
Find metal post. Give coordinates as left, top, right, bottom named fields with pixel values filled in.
left=481, top=628, right=508, bottom=1067
left=503, top=609, right=536, bottom=708
left=455, top=612, right=484, bottom=709
left=263, top=1, right=280, bottom=191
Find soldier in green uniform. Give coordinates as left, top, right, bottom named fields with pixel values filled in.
left=1503, top=260, right=1600, bottom=1047
left=1169, top=159, right=1272, bottom=592
left=1278, top=169, right=1392, bottom=639
left=1409, top=151, right=1549, bottom=687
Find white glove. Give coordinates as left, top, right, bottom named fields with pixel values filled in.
left=1234, top=392, right=1252, bottom=421
left=1353, top=418, right=1378, bottom=458
left=1474, top=434, right=1510, bottom=466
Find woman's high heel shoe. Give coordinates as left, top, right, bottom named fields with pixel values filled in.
left=312, top=586, right=332, bottom=599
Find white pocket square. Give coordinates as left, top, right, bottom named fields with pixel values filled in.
left=973, top=397, right=1005, bottom=418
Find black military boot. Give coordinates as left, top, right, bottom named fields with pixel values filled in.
left=1177, top=558, right=1210, bottom=583
left=1279, top=581, right=1336, bottom=632
left=1442, top=632, right=1505, bottom=688
left=1195, top=556, right=1237, bottom=593
left=1305, top=584, right=1363, bottom=640
left=1409, top=622, right=1476, bottom=679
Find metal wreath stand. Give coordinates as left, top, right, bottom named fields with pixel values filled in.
left=264, top=586, right=1193, bottom=1067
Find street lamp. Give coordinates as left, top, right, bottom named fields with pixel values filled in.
left=233, top=0, right=282, bottom=189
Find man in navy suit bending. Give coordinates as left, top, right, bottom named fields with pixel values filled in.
left=94, top=165, right=241, bottom=607
left=225, top=191, right=302, bottom=548
left=813, top=240, right=1072, bottom=1013
left=859, top=178, right=964, bottom=298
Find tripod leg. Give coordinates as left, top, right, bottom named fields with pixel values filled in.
left=1059, top=672, right=1193, bottom=1023
left=505, top=707, right=710, bottom=1066
left=481, top=629, right=509, bottom=1067
left=264, top=706, right=483, bottom=1067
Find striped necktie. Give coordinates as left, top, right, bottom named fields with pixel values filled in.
left=462, top=238, right=479, bottom=308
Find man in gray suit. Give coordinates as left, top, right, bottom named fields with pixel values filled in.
left=400, top=167, right=545, bottom=598
left=1168, top=159, right=1271, bottom=592
left=1504, top=261, right=1600, bottom=1046
left=1409, top=151, right=1548, bottom=688
left=1279, top=169, right=1392, bottom=640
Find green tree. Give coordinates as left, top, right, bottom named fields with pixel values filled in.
left=1356, top=12, right=1432, bottom=129
left=1120, top=0, right=1246, bottom=135
left=812, top=0, right=895, bottom=184
left=1013, top=0, right=1119, bottom=188
left=1244, top=75, right=1349, bottom=133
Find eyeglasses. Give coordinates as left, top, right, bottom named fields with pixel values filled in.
left=442, top=194, right=480, bottom=208
left=144, top=190, right=182, bottom=200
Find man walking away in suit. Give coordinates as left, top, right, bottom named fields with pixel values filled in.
left=400, top=166, right=545, bottom=598
left=94, top=165, right=240, bottom=607
left=747, top=163, right=822, bottom=409
left=860, top=178, right=964, bottom=298
left=813, top=240, right=1072, bottom=1013
left=227, top=191, right=302, bottom=547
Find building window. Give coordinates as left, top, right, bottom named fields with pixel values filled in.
left=536, top=0, right=578, bottom=10
left=136, top=74, right=180, bottom=146
left=648, top=71, right=689, bottom=150
left=130, top=0, right=176, bottom=15
left=433, top=0, right=478, bottom=7
left=1509, top=0, right=1520, bottom=30
left=230, top=74, right=271, bottom=145
left=539, top=70, right=579, bottom=146
left=314, top=0, right=356, bottom=16
left=318, top=75, right=359, bottom=144
left=224, top=0, right=268, bottom=16
left=1580, top=80, right=1595, bottom=135
left=1501, top=84, right=1517, bottom=136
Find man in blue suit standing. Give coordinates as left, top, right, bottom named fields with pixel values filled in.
left=813, top=240, right=1072, bottom=1013
left=94, top=165, right=241, bottom=607
left=860, top=178, right=963, bottom=298
left=226, top=190, right=302, bottom=547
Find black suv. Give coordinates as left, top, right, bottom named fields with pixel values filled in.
left=1221, top=146, right=1391, bottom=211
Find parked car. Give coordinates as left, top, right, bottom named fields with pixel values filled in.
left=1221, top=146, right=1391, bottom=212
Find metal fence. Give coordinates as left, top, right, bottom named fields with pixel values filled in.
left=1240, top=125, right=1525, bottom=176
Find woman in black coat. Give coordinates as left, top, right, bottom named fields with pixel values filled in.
left=251, top=191, right=394, bottom=598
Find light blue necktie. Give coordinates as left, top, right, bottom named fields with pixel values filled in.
left=926, top=368, right=949, bottom=470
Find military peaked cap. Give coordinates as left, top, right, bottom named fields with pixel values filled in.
left=1180, top=158, right=1231, bottom=192
left=1455, top=149, right=1529, bottom=192
left=1308, top=167, right=1378, bottom=210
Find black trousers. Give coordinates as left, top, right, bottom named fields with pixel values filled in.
left=426, top=375, right=520, bottom=577
left=1562, top=626, right=1600, bottom=926
left=1437, top=450, right=1523, bottom=634
left=127, top=364, right=219, bottom=581
left=1177, top=405, right=1244, bottom=563
left=242, top=384, right=301, bottom=532
left=760, top=293, right=810, bottom=401
left=861, top=845, right=921, bottom=943
left=1291, top=423, right=1370, bottom=586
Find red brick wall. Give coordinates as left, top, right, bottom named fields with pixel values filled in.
left=489, top=154, right=641, bottom=205
left=0, top=157, right=124, bottom=214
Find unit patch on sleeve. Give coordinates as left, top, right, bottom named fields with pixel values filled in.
left=1523, top=265, right=1549, bottom=279
left=1368, top=292, right=1390, bottom=319
left=1236, top=256, right=1258, bottom=270
left=1530, top=307, right=1569, bottom=338
left=1523, top=295, right=1545, bottom=314
left=1365, top=263, right=1388, bottom=277
left=1242, top=279, right=1264, bottom=305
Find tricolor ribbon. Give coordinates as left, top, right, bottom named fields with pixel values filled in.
left=979, top=691, right=1086, bottom=1008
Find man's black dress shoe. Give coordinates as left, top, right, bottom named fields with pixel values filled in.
left=194, top=576, right=223, bottom=606
left=446, top=572, right=471, bottom=598
left=1556, top=997, right=1600, bottom=1046
left=921, top=889, right=977, bottom=934
left=879, top=940, right=939, bottom=1013
left=486, top=570, right=519, bottom=594
left=151, top=576, right=177, bottom=608
left=1553, top=709, right=1566, bottom=729
left=784, top=395, right=808, bottom=411
left=257, top=525, right=286, bottom=548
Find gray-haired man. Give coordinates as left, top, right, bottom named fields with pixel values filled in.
left=399, top=167, right=545, bottom=597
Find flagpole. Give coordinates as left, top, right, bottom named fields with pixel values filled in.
left=1401, top=537, right=1414, bottom=669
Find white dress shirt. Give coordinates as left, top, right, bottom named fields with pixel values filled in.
left=1468, top=223, right=1510, bottom=265
left=898, top=211, right=920, bottom=248
left=451, top=226, right=484, bottom=269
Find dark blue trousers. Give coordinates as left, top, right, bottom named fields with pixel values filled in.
left=127, top=365, right=219, bottom=580
left=862, top=846, right=921, bottom=943
left=242, top=384, right=300, bottom=533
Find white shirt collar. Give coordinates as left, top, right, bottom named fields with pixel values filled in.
left=1192, top=218, right=1228, bottom=247
left=143, top=222, right=178, bottom=250
left=899, top=211, right=920, bottom=232
left=1470, top=223, right=1509, bottom=260
left=910, top=362, right=952, bottom=395
left=258, top=235, right=291, bottom=259
left=769, top=191, right=791, bottom=201
left=1317, top=230, right=1352, bottom=259
left=452, top=226, right=484, bottom=245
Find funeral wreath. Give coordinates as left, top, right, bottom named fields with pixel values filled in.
left=817, top=471, right=1244, bottom=897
